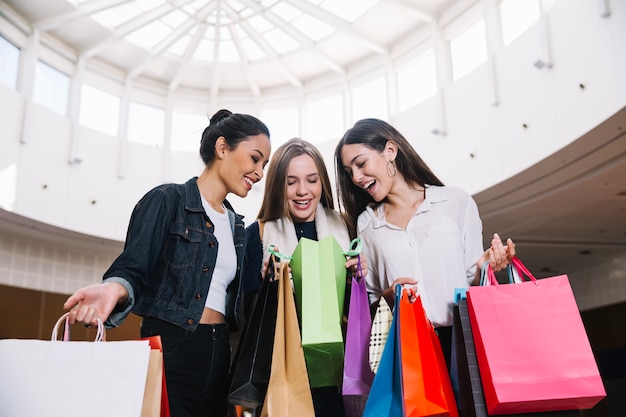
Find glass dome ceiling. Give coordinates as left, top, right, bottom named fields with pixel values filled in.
left=3, top=0, right=450, bottom=97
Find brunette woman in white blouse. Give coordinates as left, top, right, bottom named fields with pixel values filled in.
left=334, top=118, right=515, bottom=367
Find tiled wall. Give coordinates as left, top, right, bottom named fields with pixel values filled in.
left=0, top=233, right=119, bottom=296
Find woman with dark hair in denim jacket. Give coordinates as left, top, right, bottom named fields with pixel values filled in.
left=63, top=109, right=271, bottom=417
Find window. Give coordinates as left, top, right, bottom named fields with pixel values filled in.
left=304, top=94, right=343, bottom=144
left=449, top=19, right=488, bottom=81
left=33, top=61, right=70, bottom=116
left=352, top=77, right=387, bottom=122
left=500, top=0, right=540, bottom=46
left=0, top=36, right=19, bottom=90
left=79, top=84, right=120, bottom=136
left=128, top=102, right=164, bottom=146
left=397, top=52, right=437, bottom=111
left=260, top=106, right=299, bottom=150
left=171, top=110, right=210, bottom=152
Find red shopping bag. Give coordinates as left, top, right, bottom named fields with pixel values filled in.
left=399, top=289, right=459, bottom=417
left=467, top=257, right=606, bottom=415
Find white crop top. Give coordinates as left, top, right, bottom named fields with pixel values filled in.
left=201, top=197, right=237, bottom=315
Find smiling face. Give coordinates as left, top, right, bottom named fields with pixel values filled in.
left=285, top=153, right=322, bottom=222
left=221, top=133, right=271, bottom=197
left=340, top=142, right=397, bottom=202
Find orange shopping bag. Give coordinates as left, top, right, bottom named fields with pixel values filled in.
left=398, top=288, right=459, bottom=417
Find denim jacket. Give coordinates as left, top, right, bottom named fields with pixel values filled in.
left=103, top=177, right=245, bottom=332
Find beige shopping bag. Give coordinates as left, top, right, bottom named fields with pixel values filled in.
left=141, top=349, right=164, bottom=417
left=260, top=259, right=315, bottom=417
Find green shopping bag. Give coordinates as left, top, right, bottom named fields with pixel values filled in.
left=290, top=235, right=347, bottom=388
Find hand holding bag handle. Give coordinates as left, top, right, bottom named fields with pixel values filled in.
left=52, top=312, right=106, bottom=342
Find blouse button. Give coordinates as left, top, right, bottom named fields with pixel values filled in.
left=202, top=266, right=209, bottom=272
left=208, top=241, right=215, bottom=248
left=186, top=319, right=194, bottom=325
left=195, top=293, right=202, bottom=300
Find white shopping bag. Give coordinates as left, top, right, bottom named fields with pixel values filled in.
left=0, top=313, right=151, bottom=417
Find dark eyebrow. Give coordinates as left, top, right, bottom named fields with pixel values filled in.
left=343, top=153, right=365, bottom=170
left=348, top=154, right=364, bottom=164
left=252, top=149, right=266, bottom=159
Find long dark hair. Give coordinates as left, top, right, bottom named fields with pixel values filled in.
left=199, top=109, right=270, bottom=165
left=334, top=118, right=444, bottom=236
left=257, top=138, right=334, bottom=222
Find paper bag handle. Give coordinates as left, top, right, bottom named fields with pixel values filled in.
left=343, top=238, right=363, bottom=257
left=480, top=257, right=538, bottom=287
left=51, top=312, right=105, bottom=342
left=509, top=257, right=538, bottom=285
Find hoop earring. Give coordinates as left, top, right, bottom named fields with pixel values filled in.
left=387, top=160, right=397, bottom=178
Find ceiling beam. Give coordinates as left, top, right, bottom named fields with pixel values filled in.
left=169, top=22, right=209, bottom=91
left=254, top=2, right=345, bottom=74
left=209, top=7, right=222, bottom=102
left=33, top=0, right=131, bottom=32
left=384, top=0, right=435, bottom=22
left=127, top=2, right=216, bottom=79
left=80, top=1, right=193, bottom=58
left=236, top=15, right=302, bottom=88
left=285, top=0, right=387, bottom=55
left=222, top=4, right=261, bottom=96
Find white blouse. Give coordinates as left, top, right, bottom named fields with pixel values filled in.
left=358, top=185, right=484, bottom=327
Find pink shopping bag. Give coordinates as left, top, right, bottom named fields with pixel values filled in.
left=467, top=257, right=606, bottom=415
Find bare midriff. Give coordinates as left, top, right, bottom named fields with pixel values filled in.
left=200, top=307, right=225, bottom=324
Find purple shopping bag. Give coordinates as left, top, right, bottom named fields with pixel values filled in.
left=342, top=254, right=374, bottom=416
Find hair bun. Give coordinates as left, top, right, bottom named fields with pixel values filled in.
left=209, top=109, right=233, bottom=125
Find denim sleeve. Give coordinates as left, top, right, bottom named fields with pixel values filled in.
left=103, top=186, right=177, bottom=315
left=102, top=277, right=135, bottom=328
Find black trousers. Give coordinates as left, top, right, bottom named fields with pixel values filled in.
left=141, top=317, right=231, bottom=417
left=435, top=325, right=453, bottom=371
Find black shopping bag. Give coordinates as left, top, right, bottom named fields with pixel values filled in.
left=228, top=259, right=279, bottom=410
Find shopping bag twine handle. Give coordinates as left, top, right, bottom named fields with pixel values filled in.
left=268, top=244, right=291, bottom=261
left=343, top=238, right=363, bottom=257
left=52, top=312, right=105, bottom=342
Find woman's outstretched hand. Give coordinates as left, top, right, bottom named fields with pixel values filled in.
left=473, top=233, right=516, bottom=285
left=63, top=282, right=128, bottom=327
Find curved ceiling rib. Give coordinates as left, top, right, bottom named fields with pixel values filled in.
left=169, top=21, right=209, bottom=91
left=32, top=0, right=129, bottom=31
left=247, top=0, right=344, bottom=74
left=3, top=0, right=453, bottom=95
left=236, top=14, right=302, bottom=88
left=81, top=1, right=180, bottom=58
left=226, top=21, right=261, bottom=96
left=285, top=0, right=386, bottom=54
left=389, top=0, right=434, bottom=22
left=127, top=12, right=198, bottom=79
